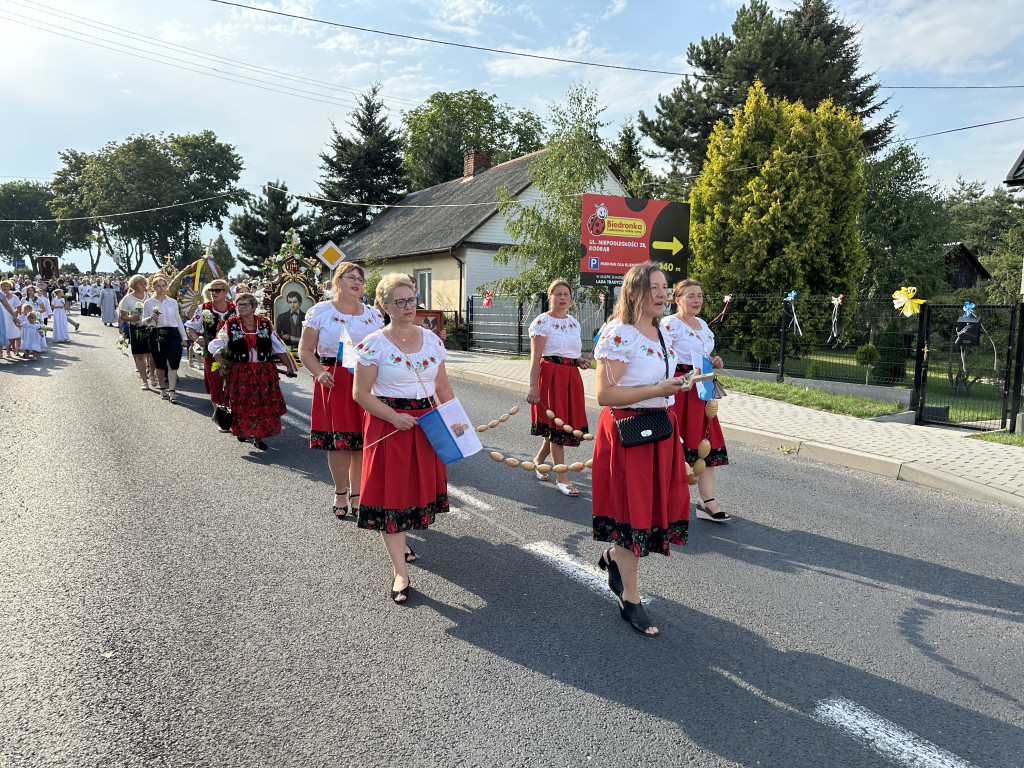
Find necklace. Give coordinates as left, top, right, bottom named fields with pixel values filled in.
left=384, top=325, right=418, bottom=347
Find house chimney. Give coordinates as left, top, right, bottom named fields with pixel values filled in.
left=463, top=149, right=492, bottom=178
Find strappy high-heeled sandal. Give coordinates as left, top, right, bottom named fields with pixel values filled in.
left=596, top=548, right=623, bottom=597
left=390, top=577, right=411, bottom=604
left=405, top=545, right=417, bottom=564
left=332, top=490, right=348, bottom=519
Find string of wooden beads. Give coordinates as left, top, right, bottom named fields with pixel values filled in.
left=488, top=451, right=593, bottom=473
left=476, top=405, right=520, bottom=432
left=542, top=408, right=594, bottom=442
left=687, top=400, right=719, bottom=483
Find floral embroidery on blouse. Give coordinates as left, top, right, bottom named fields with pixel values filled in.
left=603, top=333, right=627, bottom=347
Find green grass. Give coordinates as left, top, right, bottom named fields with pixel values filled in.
left=968, top=431, right=1024, bottom=447
left=718, top=375, right=905, bottom=419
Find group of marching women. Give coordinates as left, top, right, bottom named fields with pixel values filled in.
left=118, top=273, right=295, bottom=447
left=296, top=260, right=729, bottom=636
left=1, top=279, right=77, bottom=360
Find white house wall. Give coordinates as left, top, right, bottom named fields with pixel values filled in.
left=466, top=170, right=627, bottom=298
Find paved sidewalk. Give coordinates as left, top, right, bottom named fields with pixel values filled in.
left=444, top=350, right=1024, bottom=509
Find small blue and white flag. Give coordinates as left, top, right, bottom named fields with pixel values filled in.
left=417, top=399, right=483, bottom=464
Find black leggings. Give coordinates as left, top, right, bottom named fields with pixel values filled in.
left=149, top=327, right=183, bottom=373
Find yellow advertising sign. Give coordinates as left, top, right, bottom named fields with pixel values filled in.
left=602, top=217, right=646, bottom=238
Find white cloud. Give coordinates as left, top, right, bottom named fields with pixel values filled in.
left=848, top=0, right=1024, bottom=76
left=414, top=0, right=502, bottom=37
left=484, top=27, right=602, bottom=79
left=601, top=0, right=627, bottom=20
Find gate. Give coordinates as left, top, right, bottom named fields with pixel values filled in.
left=465, top=295, right=541, bottom=354
left=913, top=303, right=1023, bottom=431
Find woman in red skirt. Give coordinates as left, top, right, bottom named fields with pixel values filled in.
left=184, top=278, right=236, bottom=426
left=592, top=263, right=690, bottom=637
left=209, top=293, right=295, bottom=450
left=298, top=262, right=384, bottom=518
left=661, top=279, right=729, bottom=521
left=526, top=279, right=590, bottom=496
left=353, top=273, right=454, bottom=605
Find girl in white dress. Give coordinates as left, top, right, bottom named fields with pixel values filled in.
left=50, top=290, right=70, bottom=342
left=19, top=311, right=44, bottom=359
left=1, top=281, right=21, bottom=358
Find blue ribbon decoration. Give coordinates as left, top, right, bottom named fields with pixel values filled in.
left=784, top=291, right=803, bottom=336
left=962, top=302, right=976, bottom=317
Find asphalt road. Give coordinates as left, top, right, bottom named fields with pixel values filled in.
left=2, top=322, right=1022, bottom=768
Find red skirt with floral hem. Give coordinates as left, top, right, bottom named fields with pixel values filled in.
left=310, top=365, right=365, bottom=451
left=225, top=362, right=287, bottom=439
left=591, top=406, right=689, bottom=557
left=673, top=365, right=728, bottom=468
left=358, top=397, right=448, bottom=533
left=530, top=357, right=589, bottom=446
left=203, top=356, right=227, bottom=406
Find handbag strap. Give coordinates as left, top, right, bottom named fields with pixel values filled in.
left=655, top=326, right=670, bottom=405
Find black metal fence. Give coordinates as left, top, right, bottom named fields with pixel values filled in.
left=466, top=294, right=609, bottom=355
left=914, top=303, right=1022, bottom=430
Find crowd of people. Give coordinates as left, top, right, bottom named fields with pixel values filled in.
left=6, top=261, right=731, bottom=637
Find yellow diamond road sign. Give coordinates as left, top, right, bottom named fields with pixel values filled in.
left=317, top=241, right=346, bottom=268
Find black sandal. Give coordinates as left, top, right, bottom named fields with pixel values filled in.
left=596, top=548, right=623, bottom=597
left=253, top=439, right=268, bottom=450
left=390, top=578, right=411, bottom=604
left=695, top=497, right=730, bottom=522
left=405, top=545, right=417, bottom=564
left=332, top=491, right=348, bottom=519
left=168, top=390, right=178, bottom=404
left=619, top=598, right=658, bottom=637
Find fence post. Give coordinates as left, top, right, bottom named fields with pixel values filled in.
left=778, top=310, right=788, bottom=382
left=517, top=299, right=525, bottom=355
left=911, top=305, right=930, bottom=423
left=1009, top=302, right=1024, bottom=433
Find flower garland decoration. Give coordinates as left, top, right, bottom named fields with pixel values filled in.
left=827, top=294, right=844, bottom=343
left=708, top=294, right=733, bottom=326
left=892, top=286, right=924, bottom=318
left=784, top=290, right=803, bottom=336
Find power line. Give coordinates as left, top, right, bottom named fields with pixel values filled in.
left=0, top=190, right=244, bottom=223
left=7, top=0, right=422, bottom=108
left=208, top=0, right=1024, bottom=92
left=0, top=11, right=365, bottom=111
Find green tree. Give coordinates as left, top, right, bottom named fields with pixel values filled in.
left=492, top=84, right=609, bottom=299
left=944, top=179, right=1024, bottom=296
left=401, top=89, right=545, bottom=190
left=0, top=181, right=66, bottom=271
left=689, top=82, right=865, bottom=351
left=984, top=224, right=1024, bottom=303
left=230, top=181, right=309, bottom=270
left=639, top=0, right=894, bottom=190
left=49, top=149, right=103, bottom=274
left=858, top=144, right=949, bottom=297
left=610, top=120, right=655, bottom=197
left=312, top=83, right=405, bottom=245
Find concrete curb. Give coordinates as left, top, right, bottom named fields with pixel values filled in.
left=447, top=365, right=1024, bottom=510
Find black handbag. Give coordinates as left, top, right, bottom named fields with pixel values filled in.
left=211, top=405, right=233, bottom=431
left=614, top=328, right=674, bottom=448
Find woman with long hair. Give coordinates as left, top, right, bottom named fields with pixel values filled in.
left=661, top=279, right=729, bottom=521
left=298, top=262, right=384, bottom=519
left=353, top=273, right=454, bottom=604
left=526, top=279, right=590, bottom=496
left=591, top=262, right=689, bottom=637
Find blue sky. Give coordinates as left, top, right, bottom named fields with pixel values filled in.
left=3, top=0, right=1024, bottom=273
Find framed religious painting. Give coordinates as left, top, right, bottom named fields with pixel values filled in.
left=414, top=309, right=445, bottom=339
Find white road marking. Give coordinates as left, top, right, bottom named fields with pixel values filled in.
left=812, top=697, right=977, bottom=768
left=281, top=412, right=309, bottom=432
left=447, top=486, right=493, bottom=511
left=523, top=541, right=651, bottom=604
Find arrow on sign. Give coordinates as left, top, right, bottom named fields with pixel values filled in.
left=652, top=237, right=683, bottom=256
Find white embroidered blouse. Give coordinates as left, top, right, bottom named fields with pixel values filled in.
left=356, top=327, right=447, bottom=399
left=528, top=312, right=583, bottom=359
left=303, top=301, right=384, bottom=366
left=593, top=318, right=679, bottom=408
left=660, top=315, right=715, bottom=368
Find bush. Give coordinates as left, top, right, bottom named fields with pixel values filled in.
left=444, top=315, right=468, bottom=350
left=871, top=322, right=908, bottom=385
left=855, top=343, right=880, bottom=384
left=805, top=360, right=822, bottom=380
left=750, top=338, right=773, bottom=371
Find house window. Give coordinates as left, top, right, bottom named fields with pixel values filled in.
left=415, top=269, right=432, bottom=308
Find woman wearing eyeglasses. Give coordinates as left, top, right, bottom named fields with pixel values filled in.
left=209, top=292, right=295, bottom=450
left=353, top=273, right=454, bottom=604
left=298, top=262, right=384, bottom=519
left=185, top=279, right=237, bottom=422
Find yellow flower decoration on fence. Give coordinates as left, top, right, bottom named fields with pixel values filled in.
left=892, top=286, right=925, bottom=318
